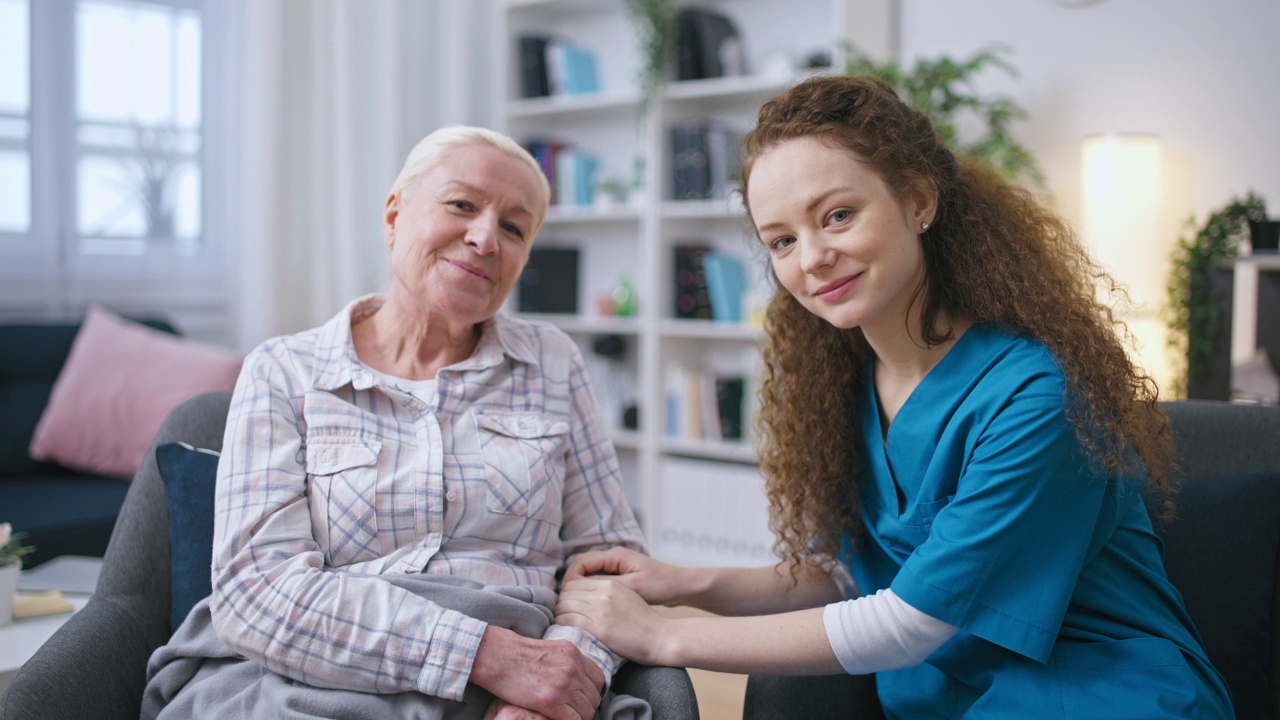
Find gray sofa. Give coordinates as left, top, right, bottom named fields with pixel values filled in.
left=0, top=391, right=699, bottom=719
left=744, top=400, right=1280, bottom=720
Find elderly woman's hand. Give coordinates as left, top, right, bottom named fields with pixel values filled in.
left=484, top=699, right=553, bottom=720
left=470, top=627, right=604, bottom=720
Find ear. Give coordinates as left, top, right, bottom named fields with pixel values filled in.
left=904, top=181, right=938, bottom=232
left=382, top=192, right=400, bottom=247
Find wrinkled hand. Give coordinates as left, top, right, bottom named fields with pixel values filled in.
left=470, top=627, right=604, bottom=720
left=563, top=547, right=685, bottom=606
left=484, top=698, right=552, bottom=720
left=555, top=577, right=671, bottom=667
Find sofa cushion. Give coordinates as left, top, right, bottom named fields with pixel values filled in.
left=0, top=324, right=83, bottom=478
left=1150, top=471, right=1280, bottom=720
left=0, top=318, right=178, bottom=479
left=28, top=306, right=243, bottom=479
left=0, top=472, right=131, bottom=567
left=155, top=442, right=220, bottom=632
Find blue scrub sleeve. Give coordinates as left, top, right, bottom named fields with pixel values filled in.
left=890, top=392, right=1108, bottom=662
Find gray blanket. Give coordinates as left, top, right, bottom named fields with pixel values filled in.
left=141, top=574, right=650, bottom=720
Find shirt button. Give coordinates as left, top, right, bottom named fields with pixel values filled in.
left=446, top=490, right=457, bottom=502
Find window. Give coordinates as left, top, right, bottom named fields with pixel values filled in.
left=76, top=0, right=203, bottom=254
left=0, top=0, right=31, bottom=235
left=1, top=0, right=233, bottom=339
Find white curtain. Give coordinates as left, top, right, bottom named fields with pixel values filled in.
left=230, top=0, right=492, bottom=351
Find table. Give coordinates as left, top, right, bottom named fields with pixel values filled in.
left=0, top=556, right=101, bottom=693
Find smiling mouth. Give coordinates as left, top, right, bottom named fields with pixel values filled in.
left=448, top=259, right=490, bottom=281
left=815, top=274, right=859, bottom=301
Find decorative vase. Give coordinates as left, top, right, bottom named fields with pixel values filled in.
left=0, top=559, right=20, bottom=627
left=1249, top=220, right=1280, bottom=252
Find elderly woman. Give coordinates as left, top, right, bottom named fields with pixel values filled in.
left=141, top=126, right=646, bottom=720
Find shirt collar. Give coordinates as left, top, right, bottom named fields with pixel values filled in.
left=311, top=294, right=540, bottom=391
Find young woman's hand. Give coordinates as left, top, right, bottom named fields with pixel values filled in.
left=555, top=577, right=673, bottom=667
left=562, top=547, right=691, bottom=606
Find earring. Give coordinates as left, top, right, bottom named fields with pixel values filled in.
left=921, top=221, right=931, bottom=232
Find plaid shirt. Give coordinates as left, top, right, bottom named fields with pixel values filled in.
left=209, top=295, right=645, bottom=701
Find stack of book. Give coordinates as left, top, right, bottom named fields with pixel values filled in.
left=671, top=120, right=743, bottom=201
left=672, top=243, right=746, bottom=322
left=518, top=35, right=600, bottom=98
left=665, top=366, right=747, bottom=442
left=524, top=140, right=600, bottom=207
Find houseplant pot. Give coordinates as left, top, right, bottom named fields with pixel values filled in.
left=0, top=558, right=20, bottom=627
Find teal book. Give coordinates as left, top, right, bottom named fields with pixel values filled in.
left=702, top=251, right=745, bottom=323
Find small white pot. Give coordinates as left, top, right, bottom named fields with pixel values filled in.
left=0, top=559, right=21, bottom=627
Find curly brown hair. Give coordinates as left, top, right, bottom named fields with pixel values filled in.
left=741, top=74, right=1172, bottom=574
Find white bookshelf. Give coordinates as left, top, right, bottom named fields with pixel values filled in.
left=491, top=0, right=883, bottom=565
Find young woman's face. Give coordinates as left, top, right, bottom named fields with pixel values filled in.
left=748, top=136, right=934, bottom=335
left=382, top=143, right=545, bottom=327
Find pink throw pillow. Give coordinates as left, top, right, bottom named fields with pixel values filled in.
left=28, top=305, right=243, bottom=478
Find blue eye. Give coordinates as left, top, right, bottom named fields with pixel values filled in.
left=828, top=208, right=852, bottom=225
left=501, top=221, right=526, bottom=240
left=768, top=236, right=795, bottom=252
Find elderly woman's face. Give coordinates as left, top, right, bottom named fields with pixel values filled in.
left=382, top=143, right=545, bottom=327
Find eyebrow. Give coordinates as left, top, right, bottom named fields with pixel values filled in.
left=755, top=187, right=842, bottom=233
left=442, top=180, right=534, bottom=220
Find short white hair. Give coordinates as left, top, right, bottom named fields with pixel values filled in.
left=389, top=125, right=551, bottom=215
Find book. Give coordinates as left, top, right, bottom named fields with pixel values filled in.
left=674, top=8, right=744, bottom=81
left=673, top=243, right=713, bottom=319
left=671, top=122, right=711, bottom=200
left=546, top=40, right=599, bottom=96
left=715, top=375, right=746, bottom=441
left=701, top=250, right=746, bottom=323
left=517, top=35, right=551, bottom=98
left=671, top=120, right=742, bottom=201
left=13, top=590, right=74, bottom=619
left=524, top=139, right=563, bottom=205
left=518, top=247, right=580, bottom=314
left=706, top=124, right=744, bottom=200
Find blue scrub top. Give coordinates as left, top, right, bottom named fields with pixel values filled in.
left=839, top=324, right=1233, bottom=719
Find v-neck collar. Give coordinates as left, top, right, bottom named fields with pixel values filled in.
left=870, top=325, right=976, bottom=445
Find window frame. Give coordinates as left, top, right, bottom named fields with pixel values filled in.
left=1, top=0, right=236, bottom=343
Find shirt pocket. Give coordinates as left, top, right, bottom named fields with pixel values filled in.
left=306, top=438, right=382, bottom=567
left=474, top=411, right=569, bottom=521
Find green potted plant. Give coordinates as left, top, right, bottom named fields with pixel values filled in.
left=1164, top=191, right=1267, bottom=397
left=844, top=43, right=1044, bottom=188
left=1, top=521, right=36, bottom=626
left=624, top=0, right=677, bottom=116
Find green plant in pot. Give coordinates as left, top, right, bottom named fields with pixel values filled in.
left=1164, top=191, right=1267, bottom=397
left=844, top=43, right=1044, bottom=188
left=624, top=0, right=677, bottom=116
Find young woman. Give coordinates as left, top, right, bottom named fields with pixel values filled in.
left=555, top=75, right=1233, bottom=718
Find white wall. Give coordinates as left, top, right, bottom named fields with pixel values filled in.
left=898, top=0, right=1280, bottom=385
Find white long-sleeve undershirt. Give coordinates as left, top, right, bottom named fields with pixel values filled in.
left=822, top=588, right=959, bottom=675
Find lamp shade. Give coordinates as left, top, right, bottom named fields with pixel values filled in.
left=1081, top=133, right=1165, bottom=307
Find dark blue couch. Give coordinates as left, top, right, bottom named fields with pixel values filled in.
left=0, top=318, right=175, bottom=568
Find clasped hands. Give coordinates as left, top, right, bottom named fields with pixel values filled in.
left=475, top=548, right=672, bottom=720
left=554, top=547, right=679, bottom=668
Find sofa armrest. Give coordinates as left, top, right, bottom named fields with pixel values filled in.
left=612, top=663, right=701, bottom=718
left=0, top=593, right=169, bottom=720
left=0, top=392, right=233, bottom=720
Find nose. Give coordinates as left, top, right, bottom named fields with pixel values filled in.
left=465, top=215, right=499, bottom=255
left=797, top=233, right=833, bottom=274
